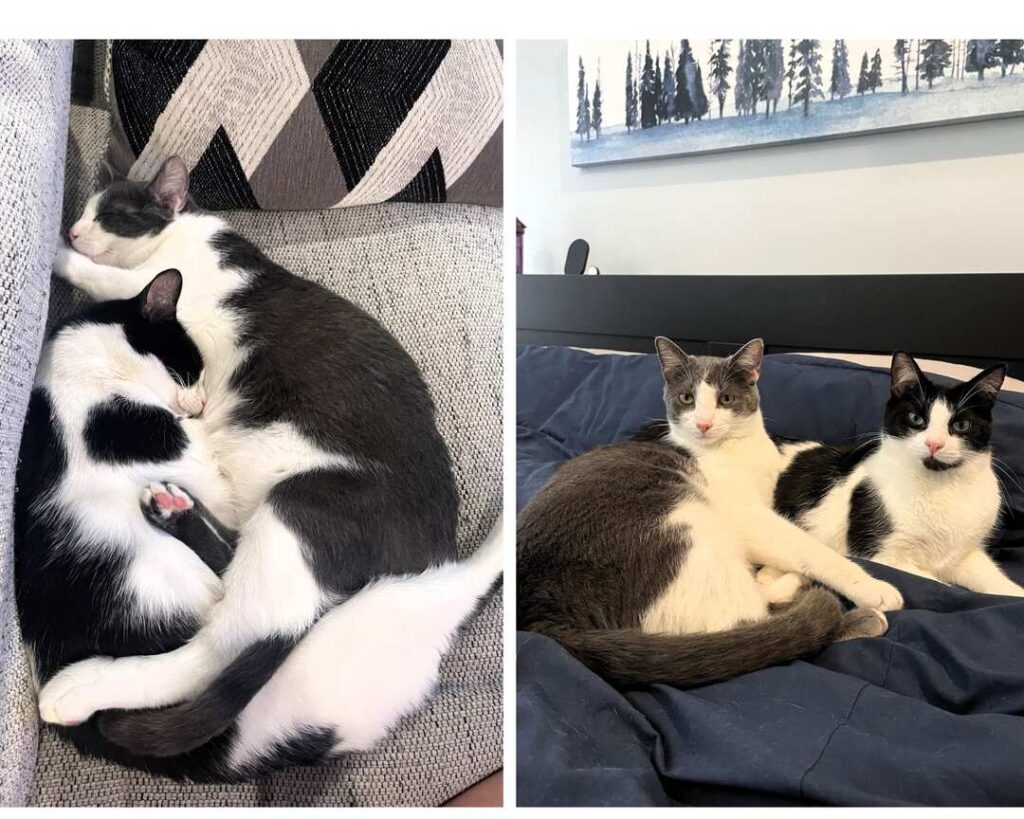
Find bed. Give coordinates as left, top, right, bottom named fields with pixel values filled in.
left=516, top=274, right=1024, bottom=807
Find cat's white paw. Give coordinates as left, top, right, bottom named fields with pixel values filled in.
left=38, top=657, right=115, bottom=726
left=761, top=573, right=806, bottom=605
left=848, top=577, right=904, bottom=611
left=173, top=380, right=207, bottom=418
left=52, top=243, right=90, bottom=285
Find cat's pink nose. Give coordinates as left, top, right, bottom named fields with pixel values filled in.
left=68, top=227, right=79, bottom=240
left=697, top=420, right=713, bottom=434
left=926, top=440, right=944, bottom=456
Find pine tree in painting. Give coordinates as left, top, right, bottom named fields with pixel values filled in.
left=624, top=51, right=636, bottom=132
left=691, top=63, right=710, bottom=120
left=734, top=39, right=751, bottom=116
left=575, top=57, right=590, bottom=141
left=763, top=39, right=785, bottom=116
left=830, top=39, right=851, bottom=99
left=654, top=55, right=663, bottom=124
left=894, top=39, right=910, bottom=94
left=661, top=49, right=676, bottom=122
left=868, top=49, right=883, bottom=93
left=786, top=39, right=798, bottom=109
left=708, top=39, right=732, bottom=118
left=640, top=41, right=657, bottom=128
left=744, top=40, right=767, bottom=117
left=675, top=40, right=695, bottom=122
left=856, top=51, right=870, bottom=95
left=792, top=39, right=823, bottom=118
left=966, top=39, right=998, bottom=80
left=919, top=39, right=951, bottom=89
left=592, top=70, right=602, bottom=138
left=915, top=39, right=921, bottom=89
left=997, top=39, right=1024, bottom=76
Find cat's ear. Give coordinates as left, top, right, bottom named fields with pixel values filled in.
left=654, top=336, right=692, bottom=379
left=964, top=363, right=1007, bottom=404
left=139, top=269, right=184, bottom=322
left=729, top=338, right=764, bottom=384
left=96, top=158, right=123, bottom=188
left=890, top=351, right=925, bottom=398
left=148, top=156, right=189, bottom=214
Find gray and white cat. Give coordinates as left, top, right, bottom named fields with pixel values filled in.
left=517, top=338, right=902, bottom=690
left=37, top=156, right=501, bottom=767
left=770, top=352, right=1023, bottom=597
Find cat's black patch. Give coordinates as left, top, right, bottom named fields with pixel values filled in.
left=774, top=442, right=879, bottom=521
left=84, top=396, right=187, bottom=464
left=94, top=182, right=174, bottom=237
left=234, top=725, right=337, bottom=778
left=847, top=480, right=893, bottom=558
left=923, top=456, right=961, bottom=472
left=98, top=635, right=298, bottom=757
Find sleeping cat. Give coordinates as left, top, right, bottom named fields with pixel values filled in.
left=38, top=156, right=501, bottom=766
left=517, top=338, right=902, bottom=690
left=769, top=352, right=1023, bottom=597
left=17, top=269, right=500, bottom=780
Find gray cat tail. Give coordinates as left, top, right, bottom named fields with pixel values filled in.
left=541, top=586, right=844, bottom=689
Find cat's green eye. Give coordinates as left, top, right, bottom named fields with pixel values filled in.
left=679, top=392, right=695, bottom=406
left=719, top=393, right=734, bottom=406
left=952, top=418, right=972, bottom=434
left=907, top=411, right=926, bottom=429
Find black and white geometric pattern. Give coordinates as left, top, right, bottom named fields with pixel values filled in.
left=108, top=40, right=503, bottom=210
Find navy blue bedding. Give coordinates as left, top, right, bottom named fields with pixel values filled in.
left=516, top=345, right=1024, bottom=807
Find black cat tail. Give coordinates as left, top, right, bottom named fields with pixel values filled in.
left=95, top=635, right=297, bottom=757
left=539, top=587, right=846, bottom=689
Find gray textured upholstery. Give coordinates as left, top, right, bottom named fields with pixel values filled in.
left=0, top=39, right=72, bottom=807
left=17, top=78, right=502, bottom=806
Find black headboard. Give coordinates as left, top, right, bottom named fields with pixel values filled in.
left=517, top=274, right=1024, bottom=376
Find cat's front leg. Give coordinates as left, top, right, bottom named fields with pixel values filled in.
left=53, top=244, right=148, bottom=301
left=942, top=548, right=1024, bottom=597
left=743, top=507, right=904, bottom=611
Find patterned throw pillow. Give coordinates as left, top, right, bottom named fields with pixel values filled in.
left=106, top=39, right=503, bottom=210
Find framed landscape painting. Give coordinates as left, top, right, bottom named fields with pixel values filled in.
left=569, top=39, right=1024, bottom=166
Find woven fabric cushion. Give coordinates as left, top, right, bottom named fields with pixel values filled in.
left=0, top=39, right=73, bottom=807
left=35, top=106, right=502, bottom=806
left=105, top=39, right=502, bottom=210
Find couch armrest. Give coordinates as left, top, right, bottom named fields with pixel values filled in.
left=0, top=38, right=72, bottom=806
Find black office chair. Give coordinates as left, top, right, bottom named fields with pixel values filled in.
left=564, top=238, right=598, bottom=275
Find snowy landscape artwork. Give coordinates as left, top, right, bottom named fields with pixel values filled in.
left=569, top=39, right=1024, bottom=166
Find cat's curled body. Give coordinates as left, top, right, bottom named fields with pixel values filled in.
left=37, top=157, right=501, bottom=774
left=517, top=338, right=902, bottom=689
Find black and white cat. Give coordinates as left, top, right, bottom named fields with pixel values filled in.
left=16, top=269, right=499, bottom=779
left=517, top=338, right=901, bottom=690
left=37, top=156, right=501, bottom=767
left=770, top=352, right=1022, bottom=597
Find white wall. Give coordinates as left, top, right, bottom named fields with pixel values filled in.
left=517, top=39, right=1024, bottom=275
